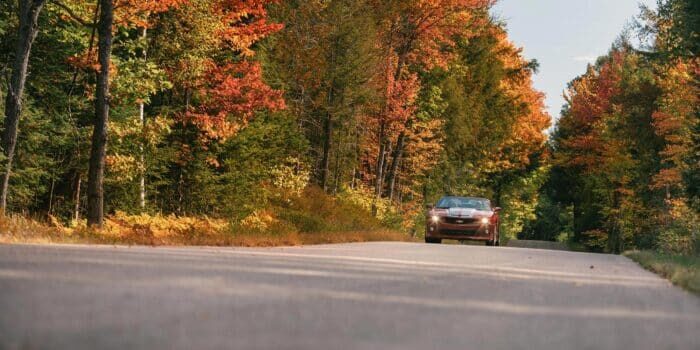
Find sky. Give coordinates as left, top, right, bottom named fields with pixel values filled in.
left=491, top=0, right=657, bottom=122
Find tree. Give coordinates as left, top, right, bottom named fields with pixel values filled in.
left=1, top=0, right=46, bottom=214
left=266, top=0, right=381, bottom=192
left=86, top=0, right=114, bottom=227
left=376, top=0, right=492, bottom=202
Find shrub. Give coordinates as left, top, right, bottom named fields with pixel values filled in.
left=336, top=184, right=398, bottom=224
left=656, top=199, right=699, bottom=255
left=658, top=228, right=696, bottom=255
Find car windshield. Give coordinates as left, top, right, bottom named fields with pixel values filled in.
left=436, top=197, right=490, bottom=210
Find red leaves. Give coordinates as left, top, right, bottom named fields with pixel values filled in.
left=558, top=52, right=626, bottom=173
left=183, top=61, right=285, bottom=141
left=566, top=54, right=623, bottom=130
left=169, top=1, right=285, bottom=144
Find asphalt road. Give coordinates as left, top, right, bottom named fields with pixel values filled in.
left=1, top=242, right=699, bottom=350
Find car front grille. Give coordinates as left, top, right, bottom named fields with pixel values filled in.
left=441, top=229, right=477, bottom=236
left=443, top=217, right=477, bottom=225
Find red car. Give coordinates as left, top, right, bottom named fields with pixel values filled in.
left=425, top=196, right=501, bottom=246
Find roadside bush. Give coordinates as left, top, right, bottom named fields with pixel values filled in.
left=656, top=199, right=699, bottom=256
left=582, top=229, right=609, bottom=252
left=658, top=228, right=696, bottom=255
left=336, top=184, right=399, bottom=226
left=281, top=186, right=385, bottom=232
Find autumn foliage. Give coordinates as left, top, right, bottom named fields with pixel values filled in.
left=547, top=0, right=699, bottom=254
left=184, top=61, right=285, bottom=141
left=0, top=0, right=603, bottom=246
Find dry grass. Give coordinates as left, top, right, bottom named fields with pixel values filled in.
left=0, top=213, right=410, bottom=247
left=0, top=187, right=413, bottom=247
left=0, top=215, right=66, bottom=245
left=624, top=250, right=700, bottom=295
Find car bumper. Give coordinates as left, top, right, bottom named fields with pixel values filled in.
left=426, top=222, right=493, bottom=240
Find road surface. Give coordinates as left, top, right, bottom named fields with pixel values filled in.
left=1, top=242, right=699, bottom=350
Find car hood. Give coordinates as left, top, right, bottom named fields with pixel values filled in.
left=431, top=208, right=493, bottom=217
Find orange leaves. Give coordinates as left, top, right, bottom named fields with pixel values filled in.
left=557, top=51, right=628, bottom=174
left=158, top=1, right=285, bottom=145
left=204, top=61, right=285, bottom=119
left=114, top=0, right=189, bottom=27
left=395, top=0, right=494, bottom=69
left=652, top=111, right=684, bottom=135
left=652, top=168, right=683, bottom=190
left=214, top=0, right=283, bottom=55
left=651, top=58, right=699, bottom=191
left=486, top=29, right=550, bottom=173
left=566, top=56, right=623, bottom=129
left=385, top=68, right=420, bottom=127
left=183, top=62, right=285, bottom=141
left=66, top=49, right=100, bottom=72
left=117, top=0, right=189, bottom=14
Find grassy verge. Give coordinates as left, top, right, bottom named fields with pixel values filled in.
left=0, top=188, right=413, bottom=247
left=0, top=214, right=411, bottom=247
left=624, top=250, right=700, bottom=294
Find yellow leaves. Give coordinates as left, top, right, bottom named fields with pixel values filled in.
left=656, top=199, right=699, bottom=255
left=107, top=116, right=171, bottom=183
left=240, top=210, right=278, bottom=231
left=114, top=0, right=189, bottom=28
left=106, top=154, right=139, bottom=182
left=269, top=157, right=311, bottom=198
left=404, top=117, right=444, bottom=174
left=651, top=57, right=699, bottom=193
left=338, top=183, right=396, bottom=222
left=101, top=212, right=230, bottom=244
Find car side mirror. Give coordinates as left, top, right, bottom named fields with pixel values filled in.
left=493, top=207, right=502, bottom=212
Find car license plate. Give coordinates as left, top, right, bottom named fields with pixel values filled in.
left=456, top=220, right=464, bottom=224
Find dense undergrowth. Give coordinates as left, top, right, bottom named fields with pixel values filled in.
left=0, top=187, right=412, bottom=247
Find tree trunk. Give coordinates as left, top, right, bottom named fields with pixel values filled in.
left=381, top=142, right=392, bottom=189
left=87, top=0, right=114, bottom=227
left=138, top=27, right=147, bottom=211
left=320, top=113, right=332, bottom=191
left=0, top=0, right=46, bottom=214
left=386, top=130, right=405, bottom=201
left=372, top=123, right=387, bottom=216
left=74, top=174, right=81, bottom=222
left=139, top=100, right=146, bottom=209
left=47, top=177, right=55, bottom=215
left=375, top=49, right=409, bottom=207
left=609, top=188, right=621, bottom=254
left=332, top=131, right=344, bottom=195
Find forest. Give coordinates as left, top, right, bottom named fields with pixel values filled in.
left=523, top=0, right=699, bottom=255
left=0, top=0, right=697, bottom=254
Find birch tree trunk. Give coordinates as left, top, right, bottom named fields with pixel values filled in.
left=138, top=27, right=147, bottom=211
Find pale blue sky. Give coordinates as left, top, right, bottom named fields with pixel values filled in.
left=491, top=0, right=657, bottom=121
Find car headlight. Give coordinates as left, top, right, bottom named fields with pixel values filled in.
left=480, top=217, right=489, bottom=224
left=431, top=215, right=440, bottom=223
